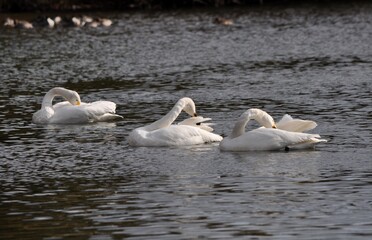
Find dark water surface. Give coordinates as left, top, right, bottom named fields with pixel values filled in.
left=1, top=4, right=372, bottom=239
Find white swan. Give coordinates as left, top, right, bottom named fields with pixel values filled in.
left=219, top=109, right=326, bottom=151
left=247, top=108, right=318, bottom=133
left=32, top=87, right=123, bottom=124
left=128, top=97, right=223, bottom=147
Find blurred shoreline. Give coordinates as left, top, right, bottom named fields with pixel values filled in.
left=0, top=0, right=370, bottom=13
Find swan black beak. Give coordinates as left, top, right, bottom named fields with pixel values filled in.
left=193, top=113, right=198, bottom=117
left=272, top=124, right=277, bottom=129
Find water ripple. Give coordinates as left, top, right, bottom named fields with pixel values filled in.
left=1, top=4, right=372, bottom=239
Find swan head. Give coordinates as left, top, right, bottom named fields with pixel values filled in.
left=180, top=97, right=197, bottom=117
left=245, top=108, right=276, bottom=128
left=66, top=90, right=81, bottom=106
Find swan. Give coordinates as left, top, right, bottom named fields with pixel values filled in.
left=128, top=97, right=223, bottom=147
left=32, top=87, right=123, bottom=124
left=247, top=108, right=318, bottom=133
left=219, top=109, right=326, bottom=151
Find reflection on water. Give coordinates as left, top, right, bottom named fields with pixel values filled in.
left=1, top=3, right=372, bottom=239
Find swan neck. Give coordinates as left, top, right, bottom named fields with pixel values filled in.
left=251, top=115, right=269, bottom=128
left=230, top=115, right=250, bottom=139
left=41, top=88, right=69, bottom=107
left=145, top=100, right=185, bottom=131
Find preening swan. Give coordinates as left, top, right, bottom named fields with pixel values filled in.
left=219, top=109, right=326, bottom=151
left=32, top=87, right=123, bottom=124
left=247, top=108, right=318, bottom=133
left=128, top=97, right=223, bottom=147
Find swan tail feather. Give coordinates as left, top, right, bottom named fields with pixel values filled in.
left=287, top=135, right=327, bottom=150
left=96, top=113, right=124, bottom=122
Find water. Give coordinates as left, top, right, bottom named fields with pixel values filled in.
left=1, top=3, right=372, bottom=239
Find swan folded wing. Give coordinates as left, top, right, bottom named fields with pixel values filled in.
left=32, top=107, right=54, bottom=124
left=50, top=105, right=91, bottom=124
left=270, top=128, right=326, bottom=149
left=80, top=101, right=123, bottom=121
left=220, top=128, right=324, bottom=151
left=178, top=116, right=216, bottom=132
left=276, top=114, right=317, bottom=132
left=129, top=125, right=222, bottom=147
left=149, top=125, right=222, bottom=146
left=288, top=138, right=327, bottom=150
left=221, top=129, right=287, bottom=151
left=52, top=101, right=73, bottom=110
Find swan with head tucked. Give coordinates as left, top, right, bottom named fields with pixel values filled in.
left=128, top=97, right=223, bottom=147
left=32, top=87, right=123, bottom=124
left=247, top=108, right=318, bottom=133
left=219, top=109, right=326, bottom=151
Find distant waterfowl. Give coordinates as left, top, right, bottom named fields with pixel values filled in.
left=128, top=97, right=223, bottom=147
left=32, top=16, right=56, bottom=28
left=3, top=15, right=112, bottom=29
left=32, top=87, right=123, bottom=124
left=82, top=17, right=113, bottom=28
left=72, top=17, right=83, bottom=27
left=4, top=18, right=33, bottom=29
left=213, top=17, right=233, bottom=26
left=54, top=16, right=62, bottom=25
left=219, top=109, right=326, bottom=151
left=99, top=18, right=112, bottom=27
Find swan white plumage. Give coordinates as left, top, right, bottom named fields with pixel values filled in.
left=128, top=97, right=223, bottom=147
left=32, top=87, right=123, bottom=124
left=276, top=114, right=317, bottom=132
left=177, top=116, right=216, bottom=132
left=246, top=108, right=318, bottom=133
left=219, top=109, right=326, bottom=151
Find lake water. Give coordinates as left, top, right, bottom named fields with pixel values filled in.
left=1, top=3, right=372, bottom=239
